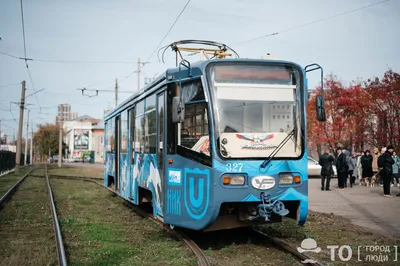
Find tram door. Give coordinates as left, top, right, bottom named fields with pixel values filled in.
left=114, top=115, right=120, bottom=191
left=157, top=92, right=165, bottom=211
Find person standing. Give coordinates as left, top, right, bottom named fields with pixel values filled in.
left=348, top=153, right=357, bottom=187
left=319, top=148, right=335, bottom=191
left=336, top=147, right=348, bottom=190
left=379, top=145, right=395, bottom=197
left=372, top=147, right=380, bottom=182
left=391, top=151, right=400, bottom=187
left=356, top=151, right=364, bottom=185
left=361, top=150, right=373, bottom=186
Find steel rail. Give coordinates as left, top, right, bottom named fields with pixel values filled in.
left=44, top=174, right=211, bottom=266
left=252, top=227, right=324, bottom=266
left=0, top=166, right=38, bottom=207
left=45, top=166, right=67, bottom=266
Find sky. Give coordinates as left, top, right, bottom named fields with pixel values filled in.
left=0, top=0, right=399, bottom=139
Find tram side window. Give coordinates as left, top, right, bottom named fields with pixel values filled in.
left=130, top=107, right=136, bottom=163
left=179, top=79, right=210, bottom=156
left=145, top=110, right=156, bottom=153
left=121, top=111, right=128, bottom=153
left=106, top=119, right=115, bottom=153
left=135, top=115, right=144, bottom=154
left=144, top=95, right=156, bottom=154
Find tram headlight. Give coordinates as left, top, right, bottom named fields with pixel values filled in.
left=222, top=175, right=245, bottom=185
left=279, top=173, right=294, bottom=184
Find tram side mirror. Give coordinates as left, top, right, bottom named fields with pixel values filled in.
left=172, top=96, right=185, bottom=123
left=316, top=95, right=326, bottom=122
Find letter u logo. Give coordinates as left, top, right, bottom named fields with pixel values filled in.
left=184, top=168, right=210, bottom=220
left=189, top=178, right=204, bottom=208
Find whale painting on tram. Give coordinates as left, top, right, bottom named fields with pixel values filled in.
left=103, top=40, right=326, bottom=231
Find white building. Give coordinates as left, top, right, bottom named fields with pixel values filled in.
left=63, top=115, right=104, bottom=163
left=91, top=119, right=104, bottom=163
left=63, top=119, right=93, bottom=162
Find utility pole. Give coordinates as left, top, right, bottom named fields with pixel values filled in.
left=58, top=118, right=62, bottom=168
left=115, top=79, right=118, bottom=106
left=30, top=119, right=33, bottom=165
left=24, top=109, right=30, bottom=165
left=137, top=58, right=141, bottom=91
left=15, top=81, right=26, bottom=174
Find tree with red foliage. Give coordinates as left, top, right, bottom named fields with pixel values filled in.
left=308, top=70, right=400, bottom=155
left=307, top=75, right=371, bottom=156
left=364, top=70, right=400, bottom=149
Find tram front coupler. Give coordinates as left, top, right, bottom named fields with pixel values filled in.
left=256, top=192, right=289, bottom=221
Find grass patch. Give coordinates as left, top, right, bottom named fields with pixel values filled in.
left=260, top=211, right=400, bottom=265
left=51, top=178, right=196, bottom=266
left=0, top=166, right=35, bottom=196
left=48, top=165, right=103, bottom=179
left=0, top=177, right=57, bottom=266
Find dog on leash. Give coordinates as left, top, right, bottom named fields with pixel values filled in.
left=366, top=171, right=380, bottom=187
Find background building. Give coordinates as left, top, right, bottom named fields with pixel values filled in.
left=91, top=119, right=104, bottom=163
left=55, top=104, right=79, bottom=123
left=63, top=115, right=103, bottom=163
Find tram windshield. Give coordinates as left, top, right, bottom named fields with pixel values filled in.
left=207, top=63, right=303, bottom=158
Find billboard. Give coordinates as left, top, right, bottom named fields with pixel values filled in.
left=74, top=129, right=89, bottom=149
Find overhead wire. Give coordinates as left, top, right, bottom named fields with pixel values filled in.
left=20, top=0, right=28, bottom=62
left=234, top=0, right=391, bottom=45
left=0, top=51, right=138, bottom=64
left=145, top=0, right=191, bottom=63
left=20, top=0, right=41, bottom=111
left=118, top=0, right=191, bottom=85
left=0, top=82, right=20, bottom=88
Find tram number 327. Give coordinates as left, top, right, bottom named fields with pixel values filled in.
left=226, top=163, right=243, bottom=172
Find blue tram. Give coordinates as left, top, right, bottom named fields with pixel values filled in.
left=104, top=40, right=326, bottom=231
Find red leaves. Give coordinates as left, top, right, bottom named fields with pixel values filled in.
left=307, top=70, right=400, bottom=152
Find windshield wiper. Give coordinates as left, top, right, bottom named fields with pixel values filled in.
left=293, top=105, right=298, bottom=152
left=260, top=129, right=295, bottom=168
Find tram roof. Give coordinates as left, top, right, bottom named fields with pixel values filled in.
left=104, top=58, right=302, bottom=120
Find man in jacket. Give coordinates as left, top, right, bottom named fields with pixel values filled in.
left=319, top=148, right=335, bottom=191
left=336, top=147, right=348, bottom=189
left=381, top=145, right=395, bottom=197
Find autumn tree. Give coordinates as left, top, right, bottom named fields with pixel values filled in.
left=33, top=123, right=68, bottom=161
left=308, top=70, right=400, bottom=155
left=364, top=70, right=400, bottom=149
left=307, top=74, right=358, bottom=156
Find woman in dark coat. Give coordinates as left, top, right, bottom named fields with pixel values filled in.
left=361, top=150, right=373, bottom=184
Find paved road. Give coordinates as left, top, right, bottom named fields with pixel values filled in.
left=309, top=178, right=400, bottom=239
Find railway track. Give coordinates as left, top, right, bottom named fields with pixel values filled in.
left=41, top=174, right=324, bottom=266
left=45, top=166, right=67, bottom=266
left=0, top=165, right=68, bottom=266
left=251, top=227, right=324, bottom=266
left=0, top=166, right=38, bottom=208
left=39, top=174, right=211, bottom=266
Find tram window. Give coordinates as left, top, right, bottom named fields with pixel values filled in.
left=180, top=103, right=209, bottom=149
left=136, top=100, right=145, bottom=116
left=181, top=79, right=205, bottom=102
left=135, top=115, right=144, bottom=154
left=145, top=110, right=156, bottom=153
left=130, top=107, right=136, bottom=163
left=106, top=119, right=115, bottom=153
left=180, top=81, right=210, bottom=156
left=120, top=111, right=128, bottom=153
left=146, top=94, right=156, bottom=111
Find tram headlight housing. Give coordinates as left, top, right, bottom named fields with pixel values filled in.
left=222, top=175, right=245, bottom=185
left=279, top=173, right=296, bottom=184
